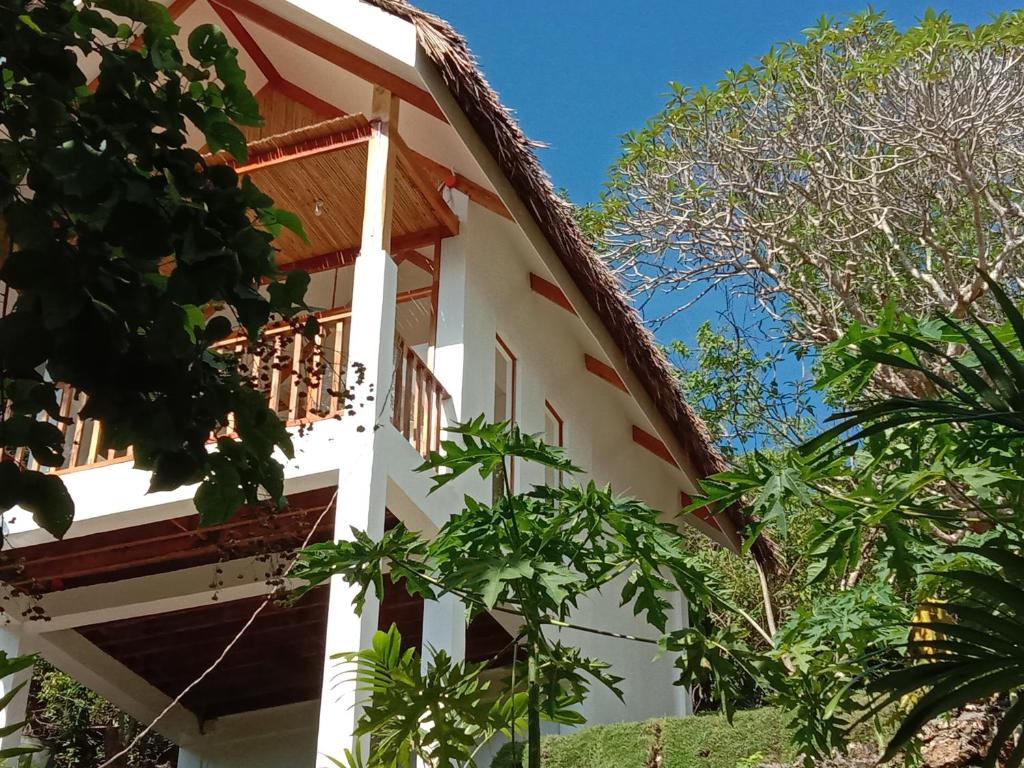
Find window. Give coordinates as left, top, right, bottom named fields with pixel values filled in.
left=493, top=337, right=516, bottom=498
left=544, top=401, right=564, bottom=488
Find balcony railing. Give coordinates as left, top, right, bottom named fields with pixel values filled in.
left=392, top=336, right=449, bottom=459
left=8, top=306, right=449, bottom=475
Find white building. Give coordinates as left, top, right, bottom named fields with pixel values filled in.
left=0, top=1, right=759, bottom=765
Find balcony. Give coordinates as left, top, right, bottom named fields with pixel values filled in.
left=6, top=102, right=460, bottom=478
left=10, top=300, right=449, bottom=475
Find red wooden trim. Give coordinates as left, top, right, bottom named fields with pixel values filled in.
left=529, top=273, right=576, bottom=315
left=210, top=4, right=283, bottom=85
left=681, top=492, right=721, bottom=530
left=394, top=249, right=432, bottom=274
left=544, top=400, right=564, bottom=446
left=279, top=249, right=357, bottom=274
left=584, top=354, right=627, bottom=393
left=411, top=152, right=513, bottom=221
left=209, top=0, right=448, bottom=123
left=632, top=425, right=680, bottom=469
left=496, top=335, right=517, bottom=487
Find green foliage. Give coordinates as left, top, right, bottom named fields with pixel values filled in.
left=669, top=321, right=813, bottom=455
left=0, top=652, right=37, bottom=765
left=295, top=419, right=752, bottom=768
left=492, top=708, right=795, bottom=768
left=330, top=625, right=517, bottom=768
left=683, top=276, right=1024, bottom=763
left=604, top=8, right=1024, bottom=360
left=0, top=0, right=312, bottom=535
left=864, top=544, right=1024, bottom=767
left=26, top=661, right=174, bottom=767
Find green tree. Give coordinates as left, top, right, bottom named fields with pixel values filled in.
left=684, top=278, right=1024, bottom=764
left=603, top=10, right=1024, bottom=396
left=0, top=0, right=313, bottom=537
left=294, top=419, right=752, bottom=768
left=26, top=662, right=174, bottom=768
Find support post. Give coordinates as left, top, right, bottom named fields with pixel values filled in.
left=420, top=593, right=465, bottom=666
left=431, top=189, right=471, bottom=422
left=176, top=749, right=203, bottom=768
left=0, top=626, right=32, bottom=753
left=314, top=86, right=400, bottom=767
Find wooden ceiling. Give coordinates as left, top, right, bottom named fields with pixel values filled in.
left=211, top=85, right=458, bottom=267
left=78, top=573, right=514, bottom=721
left=0, top=487, right=337, bottom=595
left=4, top=482, right=515, bottom=720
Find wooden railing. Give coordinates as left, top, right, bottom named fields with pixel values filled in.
left=392, top=336, right=449, bottom=459
left=7, top=307, right=449, bottom=472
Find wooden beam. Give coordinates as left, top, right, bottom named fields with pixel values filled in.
left=529, top=273, right=576, bottom=315
left=363, top=86, right=400, bottom=255
left=394, top=249, right=433, bottom=275
left=279, top=249, right=357, bottom=275
left=392, top=130, right=460, bottom=238
left=209, top=3, right=282, bottom=84
left=396, top=285, right=433, bottom=304
left=632, top=425, right=680, bottom=469
left=411, top=151, right=513, bottom=221
left=428, top=239, right=441, bottom=365
left=225, top=121, right=372, bottom=172
left=274, top=78, right=345, bottom=119
left=208, top=0, right=448, bottom=123
left=584, top=354, right=627, bottom=393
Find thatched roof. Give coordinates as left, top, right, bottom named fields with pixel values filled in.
left=360, top=0, right=770, bottom=565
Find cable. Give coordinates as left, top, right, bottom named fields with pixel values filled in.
left=96, top=488, right=339, bottom=768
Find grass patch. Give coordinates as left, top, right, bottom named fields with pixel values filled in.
left=493, top=708, right=797, bottom=768
left=661, top=708, right=795, bottom=768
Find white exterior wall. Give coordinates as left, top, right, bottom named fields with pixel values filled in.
left=453, top=202, right=691, bottom=727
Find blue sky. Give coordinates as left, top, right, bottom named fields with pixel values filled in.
left=418, top=1, right=1006, bottom=204
left=415, top=1, right=1011, bottom=432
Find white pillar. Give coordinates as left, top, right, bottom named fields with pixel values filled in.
left=669, top=589, right=692, bottom=716
left=0, top=626, right=33, bottom=753
left=432, top=189, right=470, bottom=422
left=314, top=87, right=400, bottom=767
left=420, top=593, right=465, bottom=666
left=176, top=748, right=203, bottom=768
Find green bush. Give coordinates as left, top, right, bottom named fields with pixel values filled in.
left=492, top=708, right=796, bottom=768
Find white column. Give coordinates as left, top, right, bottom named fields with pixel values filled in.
left=432, top=189, right=470, bottom=422
left=420, top=593, right=465, bottom=666
left=0, top=626, right=33, bottom=753
left=176, top=748, right=203, bottom=768
left=314, top=87, right=400, bottom=767
left=669, top=589, right=692, bottom=717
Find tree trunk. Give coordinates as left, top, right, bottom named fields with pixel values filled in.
left=527, top=640, right=541, bottom=768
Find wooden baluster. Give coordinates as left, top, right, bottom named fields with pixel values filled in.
left=403, top=348, right=414, bottom=440
left=86, top=420, right=102, bottom=465
left=327, top=321, right=341, bottom=415
left=306, top=329, right=324, bottom=420
left=392, top=338, right=405, bottom=430
left=414, top=360, right=425, bottom=453
left=69, top=393, right=86, bottom=469
left=423, top=372, right=434, bottom=457
left=55, top=385, right=73, bottom=471
left=288, top=331, right=303, bottom=422
left=268, top=336, right=283, bottom=418
left=433, top=386, right=442, bottom=453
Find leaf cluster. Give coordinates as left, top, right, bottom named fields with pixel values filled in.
left=0, top=0, right=313, bottom=534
